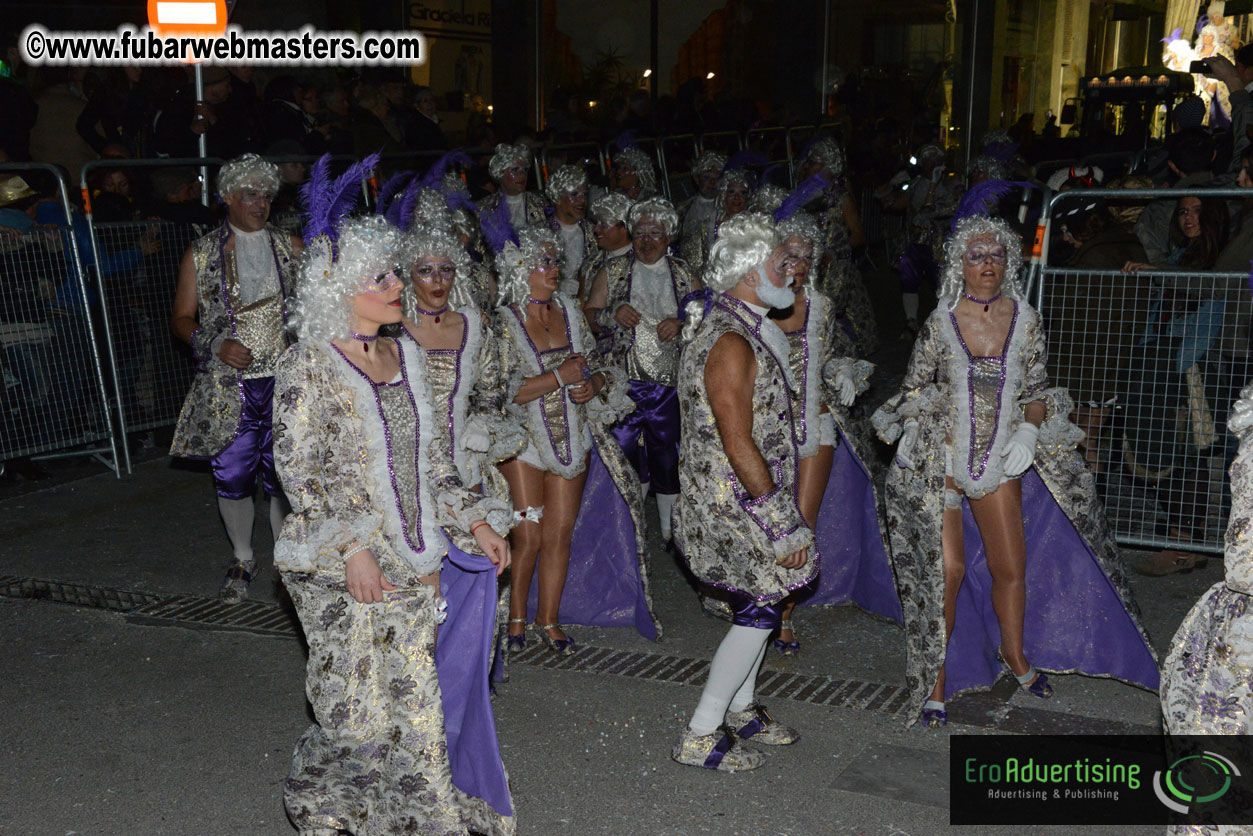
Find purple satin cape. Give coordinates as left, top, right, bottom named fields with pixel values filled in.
left=794, top=430, right=903, bottom=623
left=436, top=541, right=512, bottom=818
left=941, top=468, right=1161, bottom=697
left=526, top=447, right=658, bottom=640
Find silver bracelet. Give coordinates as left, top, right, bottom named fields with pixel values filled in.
left=553, top=370, right=563, bottom=390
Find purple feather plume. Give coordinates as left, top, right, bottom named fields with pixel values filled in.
left=375, top=170, right=414, bottom=217
left=417, top=149, right=473, bottom=190
left=480, top=194, right=519, bottom=255
left=774, top=173, right=831, bottom=222
left=443, top=190, right=477, bottom=215
left=1197, top=15, right=1210, bottom=36
left=725, top=149, right=769, bottom=171
left=300, top=152, right=380, bottom=244
left=391, top=174, right=425, bottom=230
left=951, top=178, right=1036, bottom=231
left=1161, top=27, right=1183, bottom=43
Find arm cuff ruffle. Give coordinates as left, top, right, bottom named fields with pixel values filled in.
left=871, top=383, right=944, bottom=444
left=463, top=412, right=527, bottom=463
left=273, top=513, right=384, bottom=572
left=585, top=368, right=636, bottom=425
left=437, top=491, right=515, bottom=536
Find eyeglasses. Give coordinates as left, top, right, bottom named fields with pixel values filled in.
left=562, top=190, right=588, bottom=201
left=504, top=165, right=527, bottom=177
left=633, top=228, right=668, bottom=242
left=962, top=247, right=1008, bottom=265
left=359, top=271, right=403, bottom=292
left=413, top=263, right=456, bottom=281
left=535, top=255, right=559, bottom=269
left=594, top=219, right=624, bottom=230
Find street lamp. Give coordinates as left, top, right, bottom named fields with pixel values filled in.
left=643, top=68, right=652, bottom=78
left=706, top=72, right=715, bottom=79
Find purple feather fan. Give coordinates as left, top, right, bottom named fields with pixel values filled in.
left=416, top=149, right=473, bottom=190
left=774, top=173, right=831, bottom=222
left=480, top=194, right=519, bottom=254
left=1161, top=27, right=1184, bottom=43
left=1197, top=14, right=1210, bottom=36
left=375, top=170, right=415, bottom=218
left=950, top=178, right=1035, bottom=231
left=725, top=149, right=769, bottom=172
left=301, top=152, right=381, bottom=245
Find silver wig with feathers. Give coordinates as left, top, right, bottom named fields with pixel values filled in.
left=938, top=215, right=1025, bottom=310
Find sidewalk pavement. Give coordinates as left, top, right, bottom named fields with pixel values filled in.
left=0, top=453, right=1210, bottom=836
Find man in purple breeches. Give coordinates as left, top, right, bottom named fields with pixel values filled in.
left=169, top=154, right=303, bottom=602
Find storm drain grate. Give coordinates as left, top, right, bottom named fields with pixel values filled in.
left=506, top=641, right=911, bottom=716
left=0, top=576, right=910, bottom=714
left=0, top=576, right=163, bottom=611
left=126, top=594, right=302, bottom=637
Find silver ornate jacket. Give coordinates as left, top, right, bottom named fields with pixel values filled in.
left=403, top=306, right=525, bottom=555
left=593, top=253, right=694, bottom=388
left=272, top=338, right=512, bottom=579
left=496, top=294, right=635, bottom=479
left=674, top=294, right=816, bottom=603
left=169, top=223, right=299, bottom=459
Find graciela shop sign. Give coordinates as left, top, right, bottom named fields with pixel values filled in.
left=950, top=735, right=1252, bottom=826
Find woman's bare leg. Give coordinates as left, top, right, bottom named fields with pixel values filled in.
left=779, top=444, right=836, bottom=643
left=534, top=456, right=590, bottom=642
left=967, top=477, right=1035, bottom=683
left=498, top=458, right=546, bottom=637
left=930, top=475, right=967, bottom=702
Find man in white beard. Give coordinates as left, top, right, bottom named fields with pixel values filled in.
left=671, top=212, right=814, bottom=772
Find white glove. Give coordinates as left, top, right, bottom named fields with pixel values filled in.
left=834, top=370, right=856, bottom=407
left=896, top=420, right=920, bottom=469
left=1002, top=422, right=1039, bottom=478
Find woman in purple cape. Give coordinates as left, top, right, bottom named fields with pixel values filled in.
left=766, top=205, right=902, bottom=655
left=872, top=212, right=1158, bottom=728
left=494, top=226, right=661, bottom=654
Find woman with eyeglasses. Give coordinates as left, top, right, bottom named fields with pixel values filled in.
left=760, top=209, right=901, bottom=656
left=273, top=200, right=515, bottom=834
left=495, top=227, right=661, bottom=654
left=872, top=214, right=1159, bottom=728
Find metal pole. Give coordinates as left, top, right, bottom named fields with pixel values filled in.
left=194, top=64, right=209, bottom=207
left=534, top=0, right=543, bottom=130
left=962, top=0, right=980, bottom=172
left=820, top=0, right=831, bottom=118
left=650, top=0, right=659, bottom=114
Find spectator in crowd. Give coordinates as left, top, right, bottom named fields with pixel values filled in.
left=76, top=67, right=152, bottom=157
left=1059, top=197, right=1147, bottom=269
left=259, top=76, right=314, bottom=150
left=30, top=67, right=96, bottom=184
left=350, top=83, right=402, bottom=159
left=314, top=85, right=353, bottom=154
left=153, top=66, right=258, bottom=159
left=142, top=166, right=215, bottom=226
left=263, top=139, right=308, bottom=218
left=0, top=48, right=38, bottom=161
left=380, top=72, right=422, bottom=147
left=411, top=85, right=448, bottom=151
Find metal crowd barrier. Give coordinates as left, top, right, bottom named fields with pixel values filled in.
left=0, top=163, right=122, bottom=474
left=1036, top=186, right=1253, bottom=554
left=537, top=142, right=605, bottom=191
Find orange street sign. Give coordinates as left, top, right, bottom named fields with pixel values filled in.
left=147, top=1, right=229, bottom=39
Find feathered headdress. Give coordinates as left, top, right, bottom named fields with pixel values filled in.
left=480, top=192, right=519, bottom=255
left=416, top=149, right=473, bottom=191
left=374, top=170, right=415, bottom=220
left=773, top=173, right=831, bottom=222
left=300, top=152, right=381, bottom=247
left=950, top=178, right=1035, bottom=232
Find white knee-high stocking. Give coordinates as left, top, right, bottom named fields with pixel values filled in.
left=688, top=624, right=772, bottom=735
left=218, top=496, right=255, bottom=564
left=728, top=637, right=769, bottom=712
left=656, top=493, right=678, bottom=541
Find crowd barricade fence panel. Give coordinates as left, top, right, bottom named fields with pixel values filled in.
left=1, top=163, right=122, bottom=474
left=1037, top=186, right=1253, bottom=554
left=659, top=134, right=700, bottom=207
left=697, top=130, right=745, bottom=158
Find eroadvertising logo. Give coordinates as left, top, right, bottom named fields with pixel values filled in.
left=950, top=736, right=1252, bottom=826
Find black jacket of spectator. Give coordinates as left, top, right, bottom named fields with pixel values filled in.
left=0, top=77, right=39, bottom=160
left=152, top=85, right=259, bottom=159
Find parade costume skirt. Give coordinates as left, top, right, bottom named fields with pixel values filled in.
left=792, top=429, right=902, bottom=623
left=282, top=542, right=514, bottom=836
left=525, top=447, right=659, bottom=641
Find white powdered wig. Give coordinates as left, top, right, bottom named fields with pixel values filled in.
left=691, top=151, right=727, bottom=178
left=628, top=196, right=679, bottom=238
left=403, top=225, right=477, bottom=312
left=938, top=215, right=1025, bottom=310
left=802, top=137, right=844, bottom=178
left=216, top=153, right=280, bottom=200
left=591, top=192, right=633, bottom=227
left=701, top=211, right=779, bottom=293
left=749, top=183, right=788, bottom=215
left=775, top=210, right=822, bottom=288
left=496, top=225, right=564, bottom=311
left=488, top=143, right=531, bottom=181
left=545, top=164, right=589, bottom=202
left=294, top=215, right=404, bottom=342
left=613, top=147, right=657, bottom=193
